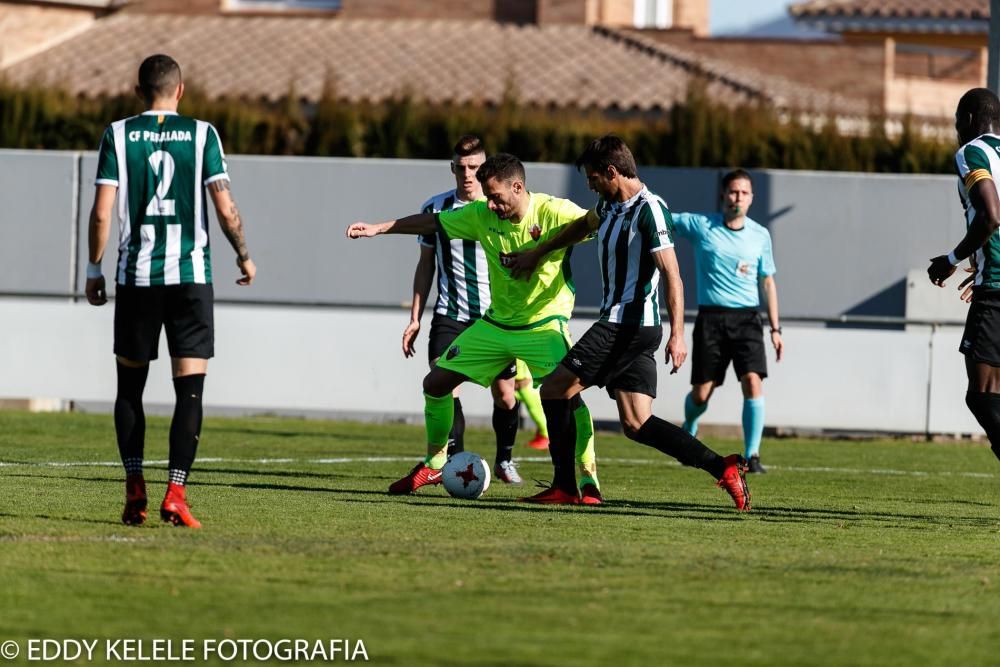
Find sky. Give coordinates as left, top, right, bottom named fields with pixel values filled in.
left=709, top=0, right=805, bottom=37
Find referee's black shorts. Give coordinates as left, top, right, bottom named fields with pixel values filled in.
left=114, top=283, right=214, bottom=362
left=691, top=306, right=767, bottom=386
left=961, top=290, right=1000, bottom=366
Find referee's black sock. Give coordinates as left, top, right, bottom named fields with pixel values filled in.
left=168, top=374, right=205, bottom=485
left=493, top=401, right=519, bottom=465
left=447, top=397, right=465, bottom=457
left=541, top=398, right=578, bottom=493
left=966, top=392, right=1000, bottom=461
left=632, top=416, right=727, bottom=479
left=114, top=362, right=149, bottom=476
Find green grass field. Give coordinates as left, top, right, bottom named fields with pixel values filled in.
left=2, top=410, right=1000, bottom=666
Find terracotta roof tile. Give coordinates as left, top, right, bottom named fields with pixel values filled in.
left=790, top=0, right=988, bottom=21
left=2, top=14, right=871, bottom=117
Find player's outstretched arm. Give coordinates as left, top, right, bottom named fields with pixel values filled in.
left=653, top=247, right=687, bottom=374
left=929, top=179, right=1000, bottom=286
left=508, top=210, right=598, bottom=279
left=346, top=213, right=438, bottom=239
left=85, top=184, right=117, bottom=306
left=208, top=180, right=256, bottom=286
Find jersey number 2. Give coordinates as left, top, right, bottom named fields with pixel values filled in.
left=146, top=150, right=176, bottom=217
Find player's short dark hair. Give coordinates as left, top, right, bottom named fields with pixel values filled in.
left=575, top=134, right=637, bottom=179
left=722, top=168, right=753, bottom=190
left=453, top=134, right=485, bottom=158
left=137, top=54, right=182, bottom=103
left=476, top=153, right=525, bottom=185
left=958, top=88, right=1000, bottom=127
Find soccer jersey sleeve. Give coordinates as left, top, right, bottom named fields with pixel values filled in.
left=437, top=201, right=488, bottom=242
left=202, top=123, right=230, bottom=186
left=417, top=199, right=436, bottom=247
left=669, top=212, right=708, bottom=238
left=95, top=126, right=118, bottom=186
left=537, top=197, right=589, bottom=243
left=636, top=199, right=675, bottom=252
left=956, top=142, right=993, bottom=193
left=759, top=229, right=776, bottom=277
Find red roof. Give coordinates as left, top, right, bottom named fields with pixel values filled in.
left=0, top=14, right=873, bottom=117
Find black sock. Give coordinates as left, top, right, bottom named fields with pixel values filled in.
left=114, top=362, right=149, bottom=475
left=447, top=397, right=465, bottom=457
left=966, top=392, right=1000, bottom=461
left=541, top=398, right=577, bottom=493
left=169, top=374, right=205, bottom=479
left=493, top=401, right=519, bottom=465
left=632, top=416, right=726, bottom=479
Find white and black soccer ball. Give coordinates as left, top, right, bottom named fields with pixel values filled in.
left=441, top=451, right=491, bottom=500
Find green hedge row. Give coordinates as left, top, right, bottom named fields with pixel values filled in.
left=0, top=81, right=957, bottom=173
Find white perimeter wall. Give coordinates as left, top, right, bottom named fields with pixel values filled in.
left=2, top=298, right=980, bottom=436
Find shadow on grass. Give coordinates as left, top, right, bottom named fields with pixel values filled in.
left=398, top=497, right=750, bottom=522
left=202, top=425, right=401, bottom=443
left=748, top=503, right=1000, bottom=529
left=8, top=472, right=998, bottom=528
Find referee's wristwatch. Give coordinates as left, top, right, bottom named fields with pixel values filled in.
left=770, top=327, right=782, bottom=335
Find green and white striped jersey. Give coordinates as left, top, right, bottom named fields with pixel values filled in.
left=594, top=186, right=675, bottom=326
left=956, top=134, right=1000, bottom=291
left=95, top=110, right=229, bottom=286
left=417, top=189, right=490, bottom=322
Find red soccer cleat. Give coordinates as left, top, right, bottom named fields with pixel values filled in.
left=526, top=432, right=550, bottom=450
left=579, top=483, right=603, bottom=505
left=388, top=463, right=443, bottom=495
left=160, top=483, right=202, bottom=528
left=121, top=474, right=147, bottom=526
left=519, top=486, right=580, bottom=505
left=717, top=454, right=752, bottom=511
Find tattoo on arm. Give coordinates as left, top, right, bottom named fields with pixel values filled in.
left=222, top=201, right=250, bottom=261
left=208, top=180, right=231, bottom=193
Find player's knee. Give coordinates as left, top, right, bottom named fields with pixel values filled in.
left=690, top=384, right=713, bottom=404
left=494, top=394, right=516, bottom=410
left=422, top=372, right=451, bottom=398
left=540, top=379, right=573, bottom=400
left=740, top=374, right=763, bottom=397
left=621, top=415, right=648, bottom=441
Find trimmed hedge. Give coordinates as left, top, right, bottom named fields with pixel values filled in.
left=0, top=81, right=956, bottom=173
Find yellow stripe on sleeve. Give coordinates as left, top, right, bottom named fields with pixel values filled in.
left=964, top=168, right=992, bottom=191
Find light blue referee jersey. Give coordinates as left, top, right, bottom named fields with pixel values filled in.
left=672, top=212, right=775, bottom=308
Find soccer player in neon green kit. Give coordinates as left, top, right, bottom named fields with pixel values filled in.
left=347, top=153, right=602, bottom=502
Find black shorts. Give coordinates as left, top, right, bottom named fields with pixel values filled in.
left=114, top=284, right=214, bottom=362
left=961, top=290, right=1000, bottom=365
left=561, top=321, right=662, bottom=399
left=427, top=313, right=515, bottom=380
left=691, top=307, right=767, bottom=386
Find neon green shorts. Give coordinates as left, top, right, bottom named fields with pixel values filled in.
left=514, top=358, right=531, bottom=383
left=435, top=318, right=572, bottom=388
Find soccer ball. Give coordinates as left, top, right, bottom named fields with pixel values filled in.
left=441, top=451, right=491, bottom=500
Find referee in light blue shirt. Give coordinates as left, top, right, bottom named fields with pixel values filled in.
left=672, top=169, right=784, bottom=473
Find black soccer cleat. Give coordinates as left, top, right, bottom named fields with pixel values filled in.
left=747, top=455, right=767, bottom=474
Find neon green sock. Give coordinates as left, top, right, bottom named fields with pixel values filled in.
left=574, top=401, right=598, bottom=489
left=423, top=393, right=453, bottom=469
left=515, top=384, right=548, bottom=438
